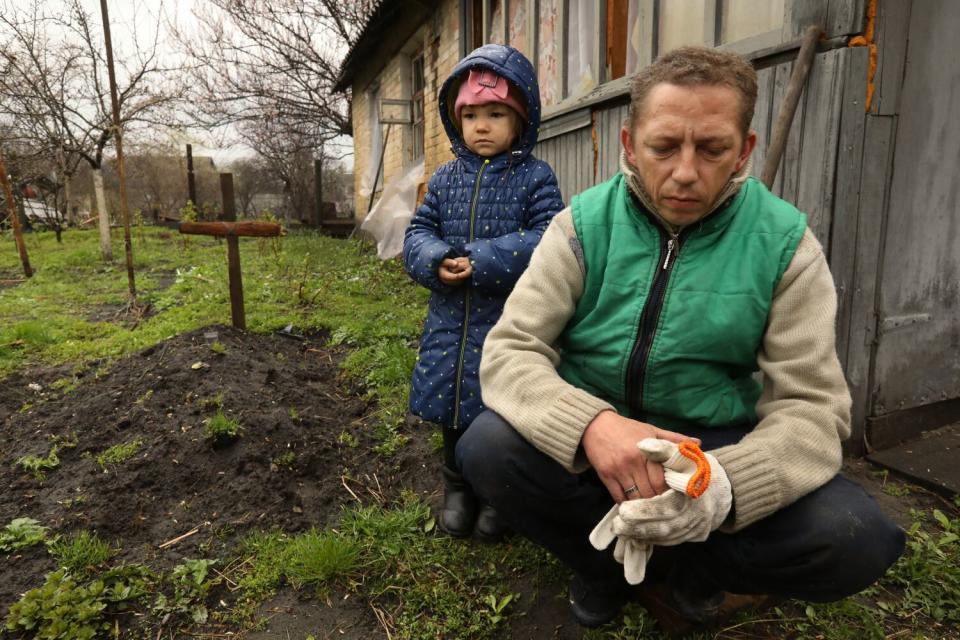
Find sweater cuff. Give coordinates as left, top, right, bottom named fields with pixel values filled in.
left=537, top=388, right=614, bottom=473
left=713, top=442, right=783, bottom=531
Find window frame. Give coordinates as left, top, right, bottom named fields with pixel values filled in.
left=411, top=50, right=426, bottom=162
left=462, top=0, right=789, bottom=121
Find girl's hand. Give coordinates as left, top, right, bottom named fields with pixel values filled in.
left=438, top=257, right=472, bottom=285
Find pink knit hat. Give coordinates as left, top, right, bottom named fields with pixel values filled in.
left=454, top=68, right=528, bottom=122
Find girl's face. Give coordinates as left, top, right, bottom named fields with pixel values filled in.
left=460, top=103, right=522, bottom=157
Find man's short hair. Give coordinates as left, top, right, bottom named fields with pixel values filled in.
left=628, top=46, right=758, bottom=134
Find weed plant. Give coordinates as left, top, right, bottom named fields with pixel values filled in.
left=5, top=565, right=152, bottom=639
left=204, top=409, right=242, bottom=443
left=284, top=529, right=360, bottom=591
left=95, top=439, right=142, bottom=468
left=49, top=531, right=113, bottom=573
left=16, top=446, right=60, bottom=480
left=0, top=517, right=48, bottom=552
left=153, top=559, right=217, bottom=625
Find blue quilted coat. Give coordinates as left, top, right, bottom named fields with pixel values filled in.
left=403, top=44, right=564, bottom=429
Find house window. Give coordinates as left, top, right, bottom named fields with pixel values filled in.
left=720, top=0, right=785, bottom=44
left=411, top=53, right=425, bottom=162
left=466, top=0, right=784, bottom=112
left=659, top=0, right=709, bottom=52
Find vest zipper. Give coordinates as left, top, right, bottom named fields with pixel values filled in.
left=625, top=228, right=684, bottom=418
left=453, top=158, right=489, bottom=428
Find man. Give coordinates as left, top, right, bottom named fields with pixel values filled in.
left=456, top=46, right=905, bottom=630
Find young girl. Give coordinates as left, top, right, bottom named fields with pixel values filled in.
left=403, top=44, right=563, bottom=540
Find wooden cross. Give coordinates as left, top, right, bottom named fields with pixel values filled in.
left=178, top=220, right=283, bottom=330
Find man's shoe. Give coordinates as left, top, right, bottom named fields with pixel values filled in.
left=474, top=504, right=509, bottom=542
left=439, top=466, right=477, bottom=537
left=568, top=574, right=630, bottom=628
left=635, top=580, right=773, bottom=637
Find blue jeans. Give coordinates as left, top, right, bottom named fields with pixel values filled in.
left=457, top=410, right=905, bottom=600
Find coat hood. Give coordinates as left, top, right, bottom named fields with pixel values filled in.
left=438, top=44, right=542, bottom=162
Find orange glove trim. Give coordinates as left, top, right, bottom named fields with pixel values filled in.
left=678, top=442, right=711, bottom=498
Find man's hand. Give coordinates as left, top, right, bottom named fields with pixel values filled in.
left=582, top=410, right=697, bottom=502
left=611, top=439, right=732, bottom=546
left=438, top=257, right=472, bottom=285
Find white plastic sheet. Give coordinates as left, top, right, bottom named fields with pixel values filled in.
left=360, top=160, right=424, bottom=260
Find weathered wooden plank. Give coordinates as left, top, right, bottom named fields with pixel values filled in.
left=595, top=103, right=629, bottom=182
left=749, top=66, right=776, bottom=181
left=827, top=0, right=866, bottom=36
left=848, top=114, right=894, bottom=452
left=871, top=0, right=960, bottom=417
left=771, top=60, right=804, bottom=201
left=830, top=46, right=870, bottom=378
left=871, top=0, right=911, bottom=116
left=783, top=0, right=829, bottom=40
left=795, top=48, right=845, bottom=247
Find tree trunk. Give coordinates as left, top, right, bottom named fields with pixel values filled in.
left=93, top=168, right=112, bottom=261
left=64, top=173, right=74, bottom=225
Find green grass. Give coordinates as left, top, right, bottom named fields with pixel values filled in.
left=0, top=227, right=426, bottom=454
left=227, top=493, right=555, bottom=639
left=204, top=409, right=243, bottom=443
left=48, top=531, right=114, bottom=574
left=95, top=439, right=142, bottom=468
left=4, top=228, right=959, bottom=639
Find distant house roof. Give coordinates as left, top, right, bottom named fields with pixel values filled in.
left=334, top=0, right=445, bottom=93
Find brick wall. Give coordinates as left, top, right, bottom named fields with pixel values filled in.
left=351, top=0, right=460, bottom=220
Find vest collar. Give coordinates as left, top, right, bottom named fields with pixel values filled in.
left=618, top=149, right=753, bottom=235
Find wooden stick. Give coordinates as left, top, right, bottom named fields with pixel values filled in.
left=178, top=221, right=283, bottom=238
left=761, top=25, right=822, bottom=189
left=158, top=524, right=201, bottom=549
left=0, top=153, right=33, bottom=278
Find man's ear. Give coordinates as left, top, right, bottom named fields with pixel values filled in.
left=621, top=125, right=638, bottom=166
left=735, top=130, right=757, bottom=173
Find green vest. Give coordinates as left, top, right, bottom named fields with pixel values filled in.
left=556, top=174, right=806, bottom=429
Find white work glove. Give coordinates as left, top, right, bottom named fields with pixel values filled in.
left=589, top=504, right=653, bottom=584
left=612, top=439, right=732, bottom=546
left=589, top=439, right=732, bottom=584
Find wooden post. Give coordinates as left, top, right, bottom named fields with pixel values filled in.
left=178, top=220, right=283, bottom=330
left=220, top=174, right=241, bottom=327
left=0, top=153, right=33, bottom=278
left=186, top=144, right=197, bottom=208
left=99, top=0, right=136, bottom=298
left=761, top=25, right=822, bottom=189
left=314, top=158, right=323, bottom=227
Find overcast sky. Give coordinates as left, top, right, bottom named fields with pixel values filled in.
left=77, top=0, right=255, bottom=165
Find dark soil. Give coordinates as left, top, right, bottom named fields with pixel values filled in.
left=0, top=326, right=451, bottom=638
left=0, top=326, right=943, bottom=639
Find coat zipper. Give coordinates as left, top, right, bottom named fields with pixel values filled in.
left=452, top=158, right=489, bottom=428
left=625, top=228, right=684, bottom=418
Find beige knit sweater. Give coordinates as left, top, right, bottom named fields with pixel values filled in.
left=479, top=156, right=852, bottom=531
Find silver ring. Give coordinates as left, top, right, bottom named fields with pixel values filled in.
left=624, top=484, right=639, bottom=495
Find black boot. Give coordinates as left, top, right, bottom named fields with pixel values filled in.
left=474, top=503, right=509, bottom=542
left=440, top=465, right=478, bottom=537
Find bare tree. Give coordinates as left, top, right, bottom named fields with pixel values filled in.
left=226, top=156, right=285, bottom=217
left=173, top=0, right=374, bottom=156
left=0, top=0, right=182, bottom=258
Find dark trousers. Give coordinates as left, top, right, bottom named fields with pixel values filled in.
left=457, top=410, right=906, bottom=601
